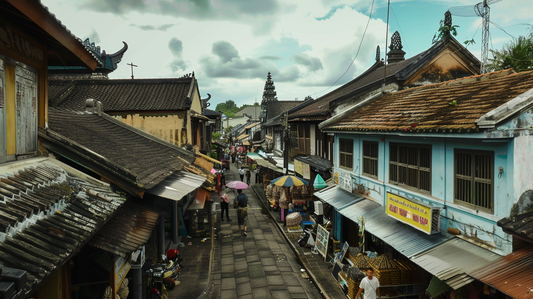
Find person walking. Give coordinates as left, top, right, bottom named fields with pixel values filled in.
left=235, top=190, right=249, bottom=236
left=239, top=167, right=245, bottom=182
left=220, top=193, right=231, bottom=221
left=355, top=268, right=380, bottom=299
left=246, top=169, right=251, bottom=185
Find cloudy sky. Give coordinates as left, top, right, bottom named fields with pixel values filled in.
left=44, top=0, right=532, bottom=108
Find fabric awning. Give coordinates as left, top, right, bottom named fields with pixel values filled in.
left=89, top=202, right=159, bottom=257
left=313, top=186, right=365, bottom=210
left=411, top=238, right=501, bottom=289
left=469, top=247, right=533, bottom=299
left=237, top=134, right=249, bottom=141
left=426, top=276, right=451, bottom=298
left=243, top=141, right=251, bottom=146
left=146, top=171, right=206, bottom=200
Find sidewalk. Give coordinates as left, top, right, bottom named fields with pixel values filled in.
left=203, top=166, right=323, bottom=299
left=251, top=185, right=346, bottom=299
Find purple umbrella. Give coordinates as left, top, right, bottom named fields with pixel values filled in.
left=226, top=181, right=249, bottom=189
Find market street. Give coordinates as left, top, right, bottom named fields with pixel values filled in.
left=205, top=166, right=323, bottom=299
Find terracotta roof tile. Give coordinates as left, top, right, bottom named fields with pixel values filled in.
left=324, top=69, right=533, bottom=132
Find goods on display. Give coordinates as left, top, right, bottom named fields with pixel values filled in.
left=349, top=253, right=372, bottom=270
left=286, top=212, right=302, bottom=227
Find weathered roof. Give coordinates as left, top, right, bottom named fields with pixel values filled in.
left=293, top=155, right=333, bottom=171
left=1, top=0, right=100, bottom=70
left=469, top=246, right=533, bottom=299
left=411, top=238, right=501, bottom=289
left=89, top=201, right=159, bottom=257
left=323, top=69, right=533, bottom=132
left=41, top=108, right=195, bottom=192
left=0, top=159, right=124, bottom=297
left=267, top=100, right=302, bottom=121
left=289, top=36, right=479, bottom=120
left=49, top=77, right=197, bottom=112
left=497, top=210, right=533, bottom=243
left=203, top=109, right=223, bottom=117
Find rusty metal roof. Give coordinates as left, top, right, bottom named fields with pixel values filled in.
left=323, top=69, right=533, bottom=132
left=89, top=201, right=159, bottom=257
left=0, top=159, right=124, bottom=297
left=469, top=246, right=533, bottom=299
left=411, top=238, right=501, bottom=289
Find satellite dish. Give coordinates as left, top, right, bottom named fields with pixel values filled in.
left=448, top=0, right=502, bottom=73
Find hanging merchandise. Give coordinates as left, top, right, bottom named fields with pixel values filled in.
left=358, top=216, right=365, bottom=249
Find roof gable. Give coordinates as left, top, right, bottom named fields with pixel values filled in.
left=289, top=36, right=480, bottom=120
left=322, top=69, right=533, bottom=132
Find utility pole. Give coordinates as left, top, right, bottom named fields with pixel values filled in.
left=127, top=62, right=138, bottom=79
left=283, top=112, right=289, bottom=175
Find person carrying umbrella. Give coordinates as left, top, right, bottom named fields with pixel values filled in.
left=235, top=190, right=249, bottom=236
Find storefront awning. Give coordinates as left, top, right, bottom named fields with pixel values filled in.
left=146, top=171, right=206, bottom=201
left=314, top=186, right=365, bottom=210
left=469, top=246, right=533, bottom=299
left=411, top=238, right=501, bottom=289
left=237, top=134, right=249, bottom=141
left=294, top=155, right=333, bottom=172
left=89, top=202, right=160, bottom=257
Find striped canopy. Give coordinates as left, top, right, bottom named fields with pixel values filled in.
left=270, top=175, right=309, bottom=187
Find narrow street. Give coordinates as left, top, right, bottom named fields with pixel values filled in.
left=206, top=165, right=323, bottom=299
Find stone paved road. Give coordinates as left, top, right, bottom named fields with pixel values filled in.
left=207, top=166, right=323, bottom=299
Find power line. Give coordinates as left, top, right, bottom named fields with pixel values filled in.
left=311, top=0, right=376, bottom=97
left=490, top=20, right=516, bottom=39
left=390, top=6, right=411, bottom=56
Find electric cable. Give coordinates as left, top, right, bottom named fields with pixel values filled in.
left=390, top=6, right=411, bottom=56
left=311, top=0, right=376, bottom=97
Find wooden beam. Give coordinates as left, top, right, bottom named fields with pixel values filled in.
left=6, top=0, right=98, bottom=70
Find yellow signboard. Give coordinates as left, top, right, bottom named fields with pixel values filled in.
left=386, top=192, right=432, bottom=234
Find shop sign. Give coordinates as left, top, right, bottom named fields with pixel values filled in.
left=114, top=256, right=131, bottom=290
left=294, top=159, right=303, bottom=175
left=386, top=192, right=433, bottom=235
left=0, top=24, right=44, bottom=65
left=302, top=162, right=310, bottom=180
left=334, top=168, right=352, bottom=192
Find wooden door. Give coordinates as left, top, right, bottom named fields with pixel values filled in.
left=15, top=65, right=38, bottom=156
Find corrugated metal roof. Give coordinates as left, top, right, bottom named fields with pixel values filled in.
left=411, top=238, right=501, bottom=289
left=314, top=186, right=365, bottom=210
left=0, top=159, right=124, bottom=297
left=89, top=202, right=159, bottom=257
left=146, top=171, right=206, bottom=201
left=469, top=246, right=533, bottom=299
left=362, top=207, right=452, bottom=258
left=338, top=197, right=381, bottom=220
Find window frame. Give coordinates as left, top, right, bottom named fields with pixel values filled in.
left=362, top=141, right=379, bottom=178
left=453, top=149, right=494, bottom=214
left=389, top=143, right=432, bottom=194
left=338, top=138, right=354, bottom=170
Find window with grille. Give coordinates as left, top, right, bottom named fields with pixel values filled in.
left=389, top=144, right=432, bottom=193
left=363, top=141, right=379, bottom=178
left=454, top=150, right=494, bottom=213
left=339, top=138, right=353, bottom=170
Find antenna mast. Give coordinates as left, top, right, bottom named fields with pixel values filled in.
left=481, top=0, right=490, bottom=73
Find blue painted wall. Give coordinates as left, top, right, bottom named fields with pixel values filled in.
left=333, top=133, right=514, bottom=255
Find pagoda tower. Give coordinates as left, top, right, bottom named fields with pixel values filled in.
left=260, top=72, right=278, bottom=122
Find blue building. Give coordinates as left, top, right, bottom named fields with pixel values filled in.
left=320, top=69, right=533, bottom=256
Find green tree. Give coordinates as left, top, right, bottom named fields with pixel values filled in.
left=487, top=30, right=533, bottom=72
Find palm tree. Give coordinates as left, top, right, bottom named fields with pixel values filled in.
left=487, top=29, right=533, bottom=72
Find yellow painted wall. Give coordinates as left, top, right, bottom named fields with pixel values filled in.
left=115, top=113, right=190, bottom=146
left=5, top=64, right=15, bottom=155
left=190, top=84, right=202, bottom=113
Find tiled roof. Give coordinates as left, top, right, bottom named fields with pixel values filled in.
left=49, top=77, right=196, bottom=112
left=203, top=109, right=223, bottom=117
left=497, top=210, right=533, bottom=242
left=267, top=100, right=302, bottom=120
left=42, top=108, right=195, bottom=190
left=0, top=160, right=124, bottom=296
left=323, top=69, right=533, bottom=132
left=289, top=36, right=479, bottom=120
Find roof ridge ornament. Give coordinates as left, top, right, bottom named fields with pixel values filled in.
left=376, top=45, right=381, bottom=63
left=444, top=10, right=452, bottom=28
left=389, top=31, right=403, bottom=51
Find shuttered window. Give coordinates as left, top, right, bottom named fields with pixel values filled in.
left=389, top=144, right=431, bottom=193
left=339, top=138, right=353, bottom=170
left=454, top=150, right=494, bottom=213
left=362, top=141, right=378, bottom=178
